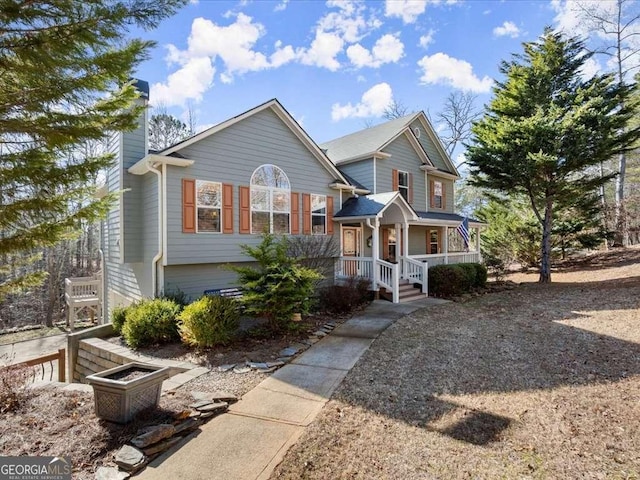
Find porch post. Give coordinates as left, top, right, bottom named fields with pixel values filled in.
left=371, top=217, right=379, bottom=292
left=402, top=222, right=409, bottom=278
left=443, top=227, right=449, bottom=264
left=476, top=227, right=482, bottom=262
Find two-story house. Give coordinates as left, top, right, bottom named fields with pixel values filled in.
left=100, top=80, right=483, bottom=318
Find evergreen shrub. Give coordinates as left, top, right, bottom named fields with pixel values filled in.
left=121, top=298, right=181, bottom=348
left=178, top=295, right=240, bottom=347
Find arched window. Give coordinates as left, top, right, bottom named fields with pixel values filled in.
left=250, top=164, right=291, bottom=234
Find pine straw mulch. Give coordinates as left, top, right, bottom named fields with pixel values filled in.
left=271, top=248, right=640, bottom=480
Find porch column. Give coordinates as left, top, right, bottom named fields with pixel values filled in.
left=475, top=227, right=482, bottom=262
left=403, top=222, right=409, bottom=276
left=371, top=217, right=380, bottom=291
left=443, top=227, right=449, bottom=264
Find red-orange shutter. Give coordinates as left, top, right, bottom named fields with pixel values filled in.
left=302, top=193, right=311, bottom=235
left=392, top=169, right=398, bottom=191
left=408, top=173, right=414, bottom=204
left=429, top=179, right=435, bottom=208
left=291, top=192, right=300, bottom=234
left=239, top=186, right=250, bottom=234
left=326, top=196, right=334, bottom=235
left=182, top=179, right=196, bottom=233
left=222, top=183, right=233, bottom=234
left=382, top=228, right=390, bottom=259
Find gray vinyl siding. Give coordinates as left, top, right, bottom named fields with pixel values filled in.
left=427, top=176, right=455, bottom=213
left=379, top=133, right=427, bottom=211
left=164, top=263, right=246, bottom=301
left=106, top=133, right=121, bottom=263
left=121, top=106, right=147, bottom=263
left=408, top=226, right=428, bottom=256
left=410, top=120, right=450, bottom=173
left=339, top=159, right=374, bottom=193
left=165, top=108, right=340, bottom=265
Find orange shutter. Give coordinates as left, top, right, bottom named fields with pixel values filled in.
left=392, top=169, right=398, bottom=191
left=182, top=179, right=196, bottom=233
left=222, top=183, right=233, bottom=234
left=302, top=193, right=311, bottom=235
left=326, top=196, right=334, bottom=235
left=239, top=186, right=250, bottom=234
left=382, top=228, right=390, bottom=259
left=291, top=192, right=300, bottom=234
left=442, top=183, right=447, bottom=211
left=408, top=173, right=414, bottom=204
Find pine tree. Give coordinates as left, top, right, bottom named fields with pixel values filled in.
left=467, top=28, right=640, bottom=282
left=0, top=0, right=186, bottom=299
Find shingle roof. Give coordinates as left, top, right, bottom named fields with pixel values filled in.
left=335, top=192, right=398, bottom=218
left=337, top=169, right=369, bottom=191
left=320, top=113, right=419, bottom=164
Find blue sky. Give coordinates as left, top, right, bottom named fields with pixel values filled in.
left=132, top=0, right=634, bottom=160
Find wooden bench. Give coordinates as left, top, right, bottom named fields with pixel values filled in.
left=203, top=287, right=244, bottom=300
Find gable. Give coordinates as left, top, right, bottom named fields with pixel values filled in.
left=410, top=119, right=458, bottom=175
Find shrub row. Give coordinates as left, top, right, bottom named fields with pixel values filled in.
left=111, top=295, right=239, bottom=349
left=428, top=263, right=487, bottom=298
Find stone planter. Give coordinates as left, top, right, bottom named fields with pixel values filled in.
left=86, top=362, right=170, bottom=424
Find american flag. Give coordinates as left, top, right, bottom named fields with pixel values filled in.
left=456, top=217, right=470, bottom=251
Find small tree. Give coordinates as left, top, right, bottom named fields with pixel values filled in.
left=468, top=28, right=640, bottom=282
left=229, top=233, right=322, bottom=332
left=149, top=111, right=191, bottom=151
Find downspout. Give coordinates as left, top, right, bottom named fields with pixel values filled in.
left=148, top=161, right=163, bottom=298
left=366, top=217, right=379, bottom=293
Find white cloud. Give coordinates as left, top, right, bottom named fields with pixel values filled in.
left=493, top=21, right=520, bottom=38
left=579, top=56, right=601, bottom=79
left=417, top=53, right=493, bottom=93
left=357, top=75, right=366, bottom=82
left=274, top=0, right=289, bottom=12
left=331, top=82, right=393, bottom=120
left=419, top=29, right=435, bottom=49
left=151, top=57, right=215, bottom=106
left=347, top=33, right=404, bottom=68
left=385, top=0, right=427, bottom=24
left=298, top=30, right=344, bottom=71
left=270, top=41, right=297, bottom=68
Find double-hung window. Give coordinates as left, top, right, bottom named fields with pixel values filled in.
left=196, top=180, right=221, bottom=233
left=432, top=180, right=444, bottom=209
left=250, top=164, right=291, bottom=234
left=311, top=194, right=326, bottom=234
left=398, top=171, right=409, bottom=201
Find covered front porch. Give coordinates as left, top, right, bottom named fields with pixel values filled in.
left=333, top=192, right=483, bottom=302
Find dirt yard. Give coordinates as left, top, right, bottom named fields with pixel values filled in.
left=272, top=248, right=640, bottom=479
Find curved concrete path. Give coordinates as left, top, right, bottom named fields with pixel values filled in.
left=137, top=298, right=448, bottom=480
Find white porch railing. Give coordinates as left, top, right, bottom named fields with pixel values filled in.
left=335, top=256, right=374, bottom=279
left=64, top=275, right=102, bottom=331
left=376, top=259, right=399, bottom=303
left=409, top=251, right=481, bottom=267
left=447, top=252, right=482, bottom=264
left=402, top=257, right=428, bottom=294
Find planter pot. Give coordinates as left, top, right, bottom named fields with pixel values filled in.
left=291, top=313, right=302, bottom=322
left=86, top=362, right=171, bottom=424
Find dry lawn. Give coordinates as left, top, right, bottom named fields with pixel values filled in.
left=272, top=248, right=640, bottom=480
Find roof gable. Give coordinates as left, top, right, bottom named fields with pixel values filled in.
left=158, top=99, right=351, bottom=186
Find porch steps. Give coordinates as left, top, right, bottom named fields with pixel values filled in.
left=381, top=281, right=426, bottom=303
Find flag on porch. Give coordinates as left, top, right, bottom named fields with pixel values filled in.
left=457, top=217, right=470, bottom=251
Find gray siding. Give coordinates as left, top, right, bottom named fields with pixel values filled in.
left=164, top=263, right=245, bottom=301
left=106, top=133, right=121, bottom=263
left=121, top=105, right=147, bottom=263
left=165, top=108, right=340, bottom=265
left=410, top=120, right=450, bottom=172
left=379, top=133, right=427, bottom=211
left=408, top=226, right=427, bottom=256
left=339, top=159, right=374, bottom=193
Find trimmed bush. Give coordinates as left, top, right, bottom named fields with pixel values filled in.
left=121, top=298, right=181, bottom=348
left=178, top=295, right=240, bottom=348
left=320, top=276, right=371, bottom=314
left=428, top=263, right=487, bottom=298
left=473, top=263, right=488, bottom=287
left=110, top=305, right=128, bottom=335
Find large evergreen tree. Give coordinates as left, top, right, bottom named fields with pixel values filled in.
left=467, top=28, right=640, bottom=282
left=0, top=0, right=186, bottom=299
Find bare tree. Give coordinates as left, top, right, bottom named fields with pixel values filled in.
left=148, top=104, right=190, bottom=151
left=383, top=99, right=412, bottom=120
left=574, top=0, right=640, bottom=245
left=436, top=91, right=480, bottom=159
left=185, top=100, right=198, bottom=135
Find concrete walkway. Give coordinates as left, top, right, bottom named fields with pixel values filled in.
left=0, top=333, right=68, bottom=365
left=137, top=298, right=447, bottom=480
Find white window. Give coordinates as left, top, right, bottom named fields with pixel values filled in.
left=398, top=171, right=409, bottom=201
left=250, top=164, right=290, bottom=234
left=311, top=194, right=326, bottom=235
left=432, top=180, right=443, bottom=209
left=196, top=180, right=221, bottom=233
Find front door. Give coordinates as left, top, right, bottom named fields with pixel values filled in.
left=342, top=227, right=361, bottom=275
